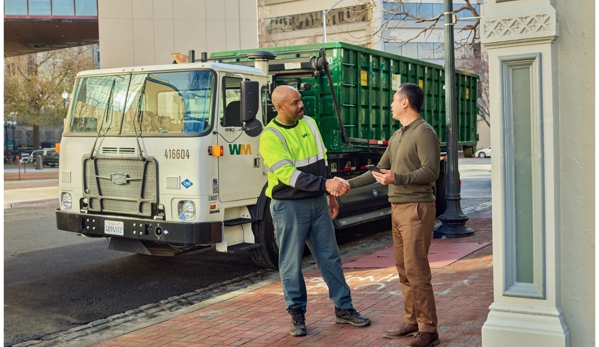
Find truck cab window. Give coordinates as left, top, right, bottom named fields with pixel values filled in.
left=220, top=76, right=242, bottom=127
left=68, top=70, right=215, bottom=136
left=262, top=85, right=276, bottom=124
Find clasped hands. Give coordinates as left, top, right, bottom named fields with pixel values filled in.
left=326, top=177, right=351, bottom=197
left=327, top=169, right=395, bottom=197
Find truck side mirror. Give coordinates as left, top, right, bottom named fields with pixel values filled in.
left=241, top=81, right=259, bottom=123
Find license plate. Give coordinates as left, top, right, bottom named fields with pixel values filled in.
left=105, top=220, right=124, bottom=236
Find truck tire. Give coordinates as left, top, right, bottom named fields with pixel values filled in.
left=463, top=145, right=474, bottom=158
left=249, top=200, right=279, bottom=269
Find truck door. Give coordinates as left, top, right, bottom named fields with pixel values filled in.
left=217, top=76, right=263, bottom=202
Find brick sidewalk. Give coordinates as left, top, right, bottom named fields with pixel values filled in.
left=94, top=210, right=492, bottom=347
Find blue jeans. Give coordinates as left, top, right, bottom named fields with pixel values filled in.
left=270, top=194, right=354, bottom=311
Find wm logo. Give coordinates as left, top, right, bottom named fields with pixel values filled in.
left=302, top=133, right=309, bottom=138
left=229, top=144, right=252, bottom=155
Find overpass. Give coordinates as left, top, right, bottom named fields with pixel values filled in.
left=4, top=0, right=98, bottom=56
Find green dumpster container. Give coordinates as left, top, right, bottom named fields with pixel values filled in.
left=212, top=42, right=478, bottom=153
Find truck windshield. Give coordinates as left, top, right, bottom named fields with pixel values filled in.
left=67, top=70, right=215, bottom=135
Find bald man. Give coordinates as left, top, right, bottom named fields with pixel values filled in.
left=259, top=86, right=370, bottom=337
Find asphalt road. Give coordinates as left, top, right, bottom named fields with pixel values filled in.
left=457, top=157, right=492, bottom=208
left=4, top=206, right=266, bottom=346
left=3, top=157, right=491, bottom=346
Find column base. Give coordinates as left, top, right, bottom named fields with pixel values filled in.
left=482, top=303, right=569, bottom=347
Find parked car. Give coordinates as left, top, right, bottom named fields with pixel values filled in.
left=19, top=153, right=30, bottom=164
left=475, top=146, right=491, bottom=158
left=31, top=148, right=59, bottom=167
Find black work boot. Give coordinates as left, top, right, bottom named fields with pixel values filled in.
left=334, top=307, right=371, bottom=327
left=287, top=307, right=307, bottom=336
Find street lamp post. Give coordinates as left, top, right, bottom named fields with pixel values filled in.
left=322, top=0, right=345, bottom=43
left=434, top=0, right=474, bottom=238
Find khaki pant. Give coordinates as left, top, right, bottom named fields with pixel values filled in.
left=391, top=201, right=438, bottom=333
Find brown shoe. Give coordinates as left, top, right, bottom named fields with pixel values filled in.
left=383, top=323, right=418, bottom=339
left=407, top=332, right=440, bottom=347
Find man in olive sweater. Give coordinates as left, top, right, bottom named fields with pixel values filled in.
left=344, top=83, right=440, bottom=347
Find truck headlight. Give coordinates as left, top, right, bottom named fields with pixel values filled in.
left=178, top=200, right=196, bottom=221
left=61, top=192, right=72, bottom=211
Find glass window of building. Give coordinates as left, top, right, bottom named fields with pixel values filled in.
left=402, top=43, right=418, bottom=58
left=454, top=4, right=479, bottom=18
left=383, top=2, right=399, bottom=20
left=432, top=4, right=444, bottom=17
left=384, top=42, right=403, bottom=56
left=5, top=0, right=28, bottom=15
left=402, top=3, right=421, bottom=18
left=418, top=42, right=436, bottom=60
left=75, top=0, right=97, bottom=16
left=29, top=0, right=51, bottom=15
left=433, top=43, right=444, bottom=60
left=53, top=0, right=75, bottom=16
left=418, top=3, right=434, bottom=18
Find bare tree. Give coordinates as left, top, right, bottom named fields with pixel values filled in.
left=376, top=0, right=481, bottom=48
left=4, top=45, right=95, bottom=149
left=456, top=46, right=489, bottom=127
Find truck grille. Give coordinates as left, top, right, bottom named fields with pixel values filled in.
left=83, top=157, right=158, bottom=217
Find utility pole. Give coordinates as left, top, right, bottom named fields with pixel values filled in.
left=434, top=0, right=474, bottom=238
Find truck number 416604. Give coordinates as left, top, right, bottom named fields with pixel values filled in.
left=165, top=149, right=190, bottom=159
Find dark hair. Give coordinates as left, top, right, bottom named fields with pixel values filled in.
left=398, top=83, right=424, bottom=113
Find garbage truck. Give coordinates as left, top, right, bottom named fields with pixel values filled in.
left=55, top=42, right=478, bottom=269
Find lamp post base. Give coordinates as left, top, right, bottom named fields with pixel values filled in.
left=434, top=222, right=474, bottom=238
left=434, top=199, right=474, bottom=238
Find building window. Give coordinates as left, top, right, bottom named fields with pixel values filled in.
left=387, top=42, right=443, bottom=60
left=384, top=42, right=402, bottom=56
left=403, top=43, right=418, bottom=58
left=29, top=0, right=51, bottom=15
left=5, top=0, right=28, bottom=15
left=454, top=4, right=480, bottom=18
left=75, top=0, right=97, bottom=16
left=418, top=42, right=436, bottom=60
left=383, top=2, right=479, bottom=20
left=52, top=0, right=75, bottom=16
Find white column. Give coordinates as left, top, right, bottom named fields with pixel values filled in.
left=481, top=3, right=568, bottom=346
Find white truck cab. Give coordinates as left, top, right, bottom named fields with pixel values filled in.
left=56, top=60, right=271, bottom=258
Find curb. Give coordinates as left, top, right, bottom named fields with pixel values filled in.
left=4, top=198, right=59, bottom=209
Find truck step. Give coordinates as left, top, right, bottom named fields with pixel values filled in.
left=223, top=218, right=255, bottom=226
left=227, top=243, right=260, bottom=253
left=333, top=207, right=392, bottom=229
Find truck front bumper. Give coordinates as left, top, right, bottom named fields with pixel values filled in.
left=55, top=210, right=222, bottom=244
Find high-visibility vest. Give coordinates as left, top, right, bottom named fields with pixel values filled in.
left=259, top=116, right=330, bottom=200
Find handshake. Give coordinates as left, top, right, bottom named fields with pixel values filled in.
left=326, top=177, right=351, bottom=197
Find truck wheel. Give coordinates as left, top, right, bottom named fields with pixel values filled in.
left=463, top=145, right=474, bottom=158
left=249, top=200, right=279, bottom=269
